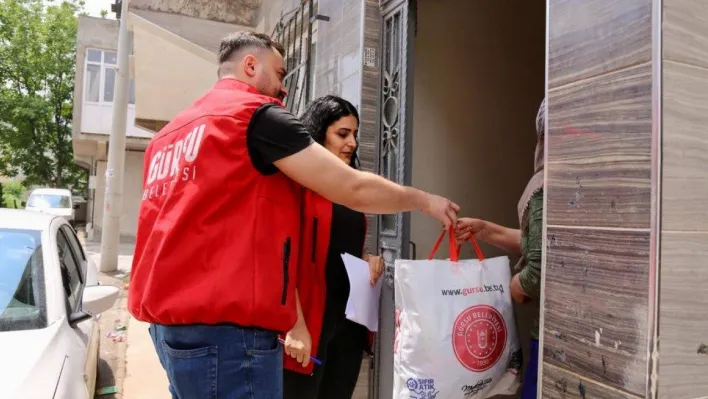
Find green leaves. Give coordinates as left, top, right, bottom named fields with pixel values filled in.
left=1, top=179, right=26, bottom=208
left=0, top=0, right=86, bottom=192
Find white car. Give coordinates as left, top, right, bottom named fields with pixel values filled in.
left=25, top=188, right=77, bottom=226
left=0, top=209, right=119, bottom=399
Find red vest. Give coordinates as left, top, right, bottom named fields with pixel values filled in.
left=283, top=189, right=374, bottom=375
left=128, top=79, right=302, bottom=334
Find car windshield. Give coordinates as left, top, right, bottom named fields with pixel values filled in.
left=0, top=228, right=46, bottom=332
left=27, top=194, right=70, bottom=209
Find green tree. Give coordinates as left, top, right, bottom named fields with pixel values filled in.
left=100, top=9, right=108, bottom=18
left=0, top=0, right=87, bottom=192
left=1, top=180, right=26, bottom=208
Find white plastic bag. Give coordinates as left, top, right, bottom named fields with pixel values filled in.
left=393, top=229, right=521, bottom=399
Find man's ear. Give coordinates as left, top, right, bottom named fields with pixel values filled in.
left=243, top=54, right=257, bottom=78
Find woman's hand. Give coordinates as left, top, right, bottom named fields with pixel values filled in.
left=365, top=254, right=385, bottom=287
left=510, top=273, right=531, bottom=304
left=455, top=218, right=487, bottom=242
left=284, top=321, right=312, bottom=367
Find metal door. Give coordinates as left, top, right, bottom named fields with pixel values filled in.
left=374, top=0, right=416, bottom=398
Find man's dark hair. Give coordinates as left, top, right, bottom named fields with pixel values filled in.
left=218, top=31, right=285, bottom=65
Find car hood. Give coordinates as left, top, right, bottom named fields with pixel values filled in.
left=0, top=321, right=66, bottom=398
left=26, top=206, right=72, bottom=217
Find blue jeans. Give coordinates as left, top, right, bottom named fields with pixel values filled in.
left=521, top=338, right=539, bottom=399
left=149, top=323, right=283, bottom=399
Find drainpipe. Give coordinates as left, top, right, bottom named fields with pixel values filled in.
left=99, top=0, right=130, bottom=272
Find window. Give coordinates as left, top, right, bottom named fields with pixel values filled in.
left=0, top=228, right=46, bottom=332
left=104, top=67, right=116, bottom=102
left=84, top=48, right=135, bottom=105
left=27, top=193, right=71, bottom=209
left=60, top=225, right=87, bottom=278
left=85, top=64, right=101, bottom=102
left=57, top=230, right=84, bottom=311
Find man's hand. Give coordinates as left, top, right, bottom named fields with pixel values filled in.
left=455, top=218, right=487, bottom=242
left=365, top=254, right=385, bottom=287
left=421, top=193, right=460, bottom=229
left=284, top=321, right=312, bottom=367
left=510, top=273, right=530, bottom=304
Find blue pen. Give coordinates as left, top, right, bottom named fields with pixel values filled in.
left=278, top=338, right=323, bottom=365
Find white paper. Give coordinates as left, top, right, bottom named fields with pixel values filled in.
left=341, top=253, right=384, bottom=331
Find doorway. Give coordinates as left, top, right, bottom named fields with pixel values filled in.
left=375, top=0, right=546, bottom=397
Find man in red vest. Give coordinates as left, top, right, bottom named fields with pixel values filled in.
left=129, top=31, right=458, bottom=399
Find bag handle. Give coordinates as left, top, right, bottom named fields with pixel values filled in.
left=427, top=227, right=460, bottom=262
left=458, top=236, right=485, bottom=262
left=426, top=227, right=486, bottom=262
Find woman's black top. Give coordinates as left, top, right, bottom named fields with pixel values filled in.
left=324, top=203, right=366, bottom=317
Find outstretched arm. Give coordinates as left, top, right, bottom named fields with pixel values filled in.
left=455, top=218, right=522, bottom=256
left=275, top=144, right=459, bottom=227
left=248, top=104, right=460, bottom=227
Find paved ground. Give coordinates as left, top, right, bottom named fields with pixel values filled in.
left=81, top=237, right=169, bottom=399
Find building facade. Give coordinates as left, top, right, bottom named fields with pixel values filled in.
left=74, top=0, right=708, bottom=397
left=72, top=16, right=152, bottom=240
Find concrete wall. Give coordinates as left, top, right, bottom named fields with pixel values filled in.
left=254, top=0, right=301, bottom=35
left=131, top=9, right=249, bottom=54
left=92, top=150, right=145, bottom=238
left=129, top=12, right=218, bottom=123
left=73, top=16, right=119, bottom=141
left=130, top=0, right=261, bottom=26
left=313, top=0, right=364, bottom=109
left=659, top=0, right=708, bottom=397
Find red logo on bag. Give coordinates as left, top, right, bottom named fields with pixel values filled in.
left=452, top=305, right=507, bottom=372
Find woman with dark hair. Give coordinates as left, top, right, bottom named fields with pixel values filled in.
left=282, top=95, right=384, bottom=399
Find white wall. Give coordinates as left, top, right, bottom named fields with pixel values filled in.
left=73, top=16, right=119, bottom=141
left=92, top=150, right=145, bottom=238
left=81, top=103, right=153, bottom=139
left=130, top=15, right=218, bottom=123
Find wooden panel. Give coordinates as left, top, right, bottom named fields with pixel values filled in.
left=548, top=0, right=651, bottom=88
left=542, top=363, right=642, bottom=399
left=546, top=63, right=652, bottom=228
left=661, top=60, right=708, bottom=231
left=663, top=0, right=708, bottom=68
left=543, top=227, right=650, bottom=395
left=658, top=232, right=708, bottom=398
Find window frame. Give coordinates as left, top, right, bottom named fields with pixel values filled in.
left=60, top=225, right=87, bottom=279
left=84, top=47, right=135, bottom=106
left=56, top=228, right=85, bottom=313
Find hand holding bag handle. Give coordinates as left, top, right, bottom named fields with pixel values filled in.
left=427, top=227, right=485, bottom=262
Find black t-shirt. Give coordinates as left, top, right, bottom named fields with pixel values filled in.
left=325, top=204, right=367, bottom=316
left=246, top=103, right=314, bottom=175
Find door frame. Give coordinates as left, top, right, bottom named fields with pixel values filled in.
left=373, top=0, right=417, bottom=398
